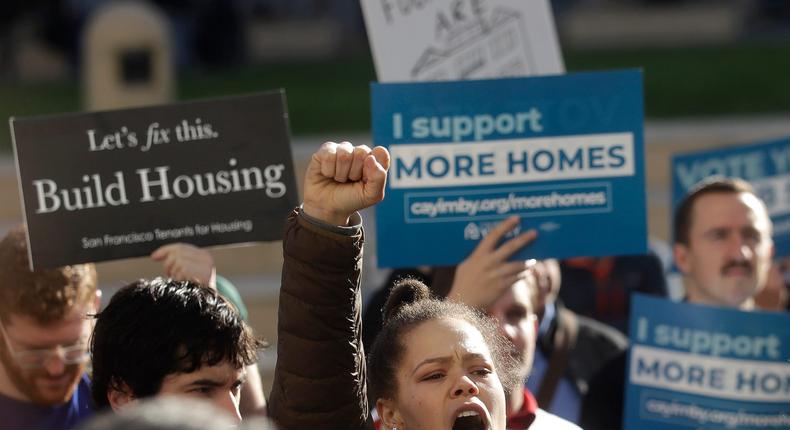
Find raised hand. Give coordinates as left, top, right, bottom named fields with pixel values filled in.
left=151, top=243, right=217, bottom=289
left=302, top=141, right=390, bottom=226
left=447, top=216, right=537, bottom=309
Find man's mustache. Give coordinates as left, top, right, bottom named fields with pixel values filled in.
left=721, top=260, right=753, bottom=275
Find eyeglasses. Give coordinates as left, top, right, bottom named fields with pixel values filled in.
left=0, top=319, right=90, bottom=369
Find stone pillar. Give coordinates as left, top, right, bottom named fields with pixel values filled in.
left=82, top=1, right=173, bottom=110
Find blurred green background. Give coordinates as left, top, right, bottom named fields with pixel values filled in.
left=3, top=42, right=790, bottom=152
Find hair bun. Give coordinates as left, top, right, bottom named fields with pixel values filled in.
left=382, top=278, right=432, bottom=320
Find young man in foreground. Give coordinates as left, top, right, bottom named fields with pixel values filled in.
left=90, top=277, right=264, bottom=423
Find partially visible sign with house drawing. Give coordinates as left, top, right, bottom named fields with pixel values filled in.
left=361, top=0, right=564, bottom=82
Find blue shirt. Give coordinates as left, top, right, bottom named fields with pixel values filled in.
left=0, top=373, right=93, bottom=430
left=528, top=302, right=582, bottom=423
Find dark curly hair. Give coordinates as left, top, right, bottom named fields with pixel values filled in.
left=90, top=278, right=264, bottom=409
left=0, top=224, right=97, bottom=324
left=367, top=278, right=519, bottom=402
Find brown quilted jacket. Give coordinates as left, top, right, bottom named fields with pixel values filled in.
left=268, top=209, right=370, bottom=430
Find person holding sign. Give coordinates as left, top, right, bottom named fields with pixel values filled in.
left=270, top=142, right=530, bottom=430
left=581, top=177, right=777, bottom=430
left=0, top=225, right=98, bottom=430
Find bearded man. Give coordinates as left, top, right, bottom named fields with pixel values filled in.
left=0, top=225, right=99, bottom=429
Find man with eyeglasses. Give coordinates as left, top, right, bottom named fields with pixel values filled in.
left=0, top=224, right=99, bottom=430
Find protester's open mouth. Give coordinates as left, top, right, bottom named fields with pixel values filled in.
left=451, top=404, right=490, bottom=430
left=453, top=412, right=485, bottom=430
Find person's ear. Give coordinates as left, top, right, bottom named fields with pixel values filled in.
left=377, top=398, right=404, bottom=430
left=107, top=380, right=136, bottom=412
left=674, top=243, right=691, bottom=274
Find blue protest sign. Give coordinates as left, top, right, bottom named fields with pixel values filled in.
left=624, top=295, right=790, bottom=430
left=672, top=138, right=790, bottom=257
left=372, top=70, right=646, bottom=268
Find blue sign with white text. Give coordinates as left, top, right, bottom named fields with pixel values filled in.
left=672, top=138, right=790, bottom=257
left=372, top=70, right=647, bottom=268
left=624, top=295, right=790, bottom=430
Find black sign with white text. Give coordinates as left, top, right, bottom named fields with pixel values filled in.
left=11, top=91, right=298, bottom=269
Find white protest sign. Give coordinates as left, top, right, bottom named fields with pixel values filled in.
left=361, top=0, right=565, bottom=82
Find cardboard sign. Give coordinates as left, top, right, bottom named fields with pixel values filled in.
left=372, top=70, right=647, bottom=268
left=624, top=295, right=790, bottom=430
left=11, top=92, right=298, bottom=269
left=360, top=0, right=564, bottom=82
left=672, top=138, right=790, bottom=257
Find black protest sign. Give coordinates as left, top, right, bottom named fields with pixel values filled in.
left=11, top=91, right=298, bottom=269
